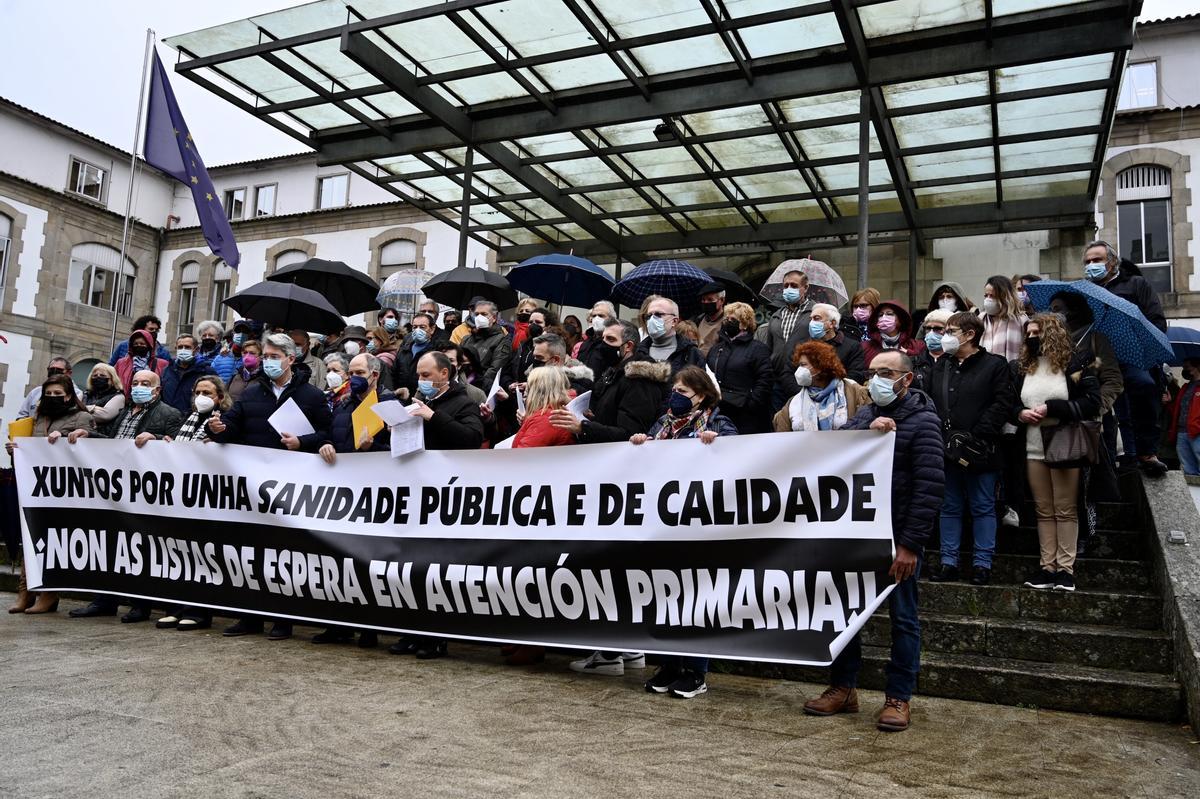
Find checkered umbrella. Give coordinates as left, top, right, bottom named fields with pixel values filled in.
left=1024, top=279, right=1172, bottom=369
left=610, top=259, right=712, bottom=316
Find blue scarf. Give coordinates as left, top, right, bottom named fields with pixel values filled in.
left=807, top=380, right=842, bottom=431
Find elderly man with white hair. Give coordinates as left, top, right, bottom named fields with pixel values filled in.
left=634, top=295, right=705, bottom=379
left=787, top=302, right=867, bottom=391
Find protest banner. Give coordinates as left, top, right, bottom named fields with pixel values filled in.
left=14, top=431, right=895, bottom=665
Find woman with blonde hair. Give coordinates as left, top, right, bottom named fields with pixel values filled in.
left=512, top=365, right=575, bottom=449
left=979, top=274, right=1028, bottom=361
left=366, top=325, right=398, bottom=390
left=1012, top=313, right=1102, bottom=593
left=706, top=301, right=772, bottom=434
left=84, top=363, right=125, bottom=424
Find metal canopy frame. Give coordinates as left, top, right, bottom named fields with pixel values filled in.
left=167, top=0, right=1141, bottom=268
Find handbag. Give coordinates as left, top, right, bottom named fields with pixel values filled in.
left=944, top=430, right=995, bottom=470
left=1044, top=407, right=1101, bottom=466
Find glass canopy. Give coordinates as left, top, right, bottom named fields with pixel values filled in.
left=166, top=0, right=1140, bottom=261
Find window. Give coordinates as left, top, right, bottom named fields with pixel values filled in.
left=68, top=157, right=106, bottom=201
left=1117, top=61, right=1158, bottom=111
left=223, top=187, right=246, bottom=221
left=178, top=260, right=199, bottom=337
left=254, top=184, right=276, bottom=217
left=275, top=249, right=309, bottom=272
left=1116, top=165, right=1172, bottom=293
left=211, top=259, right=234, bottom=320
left=0, top=214, right=10, bottom=309
left=67, top=242, right=135, bottom=315
left=316, top=173, right=349, bottom=209
left=378, top=239, right=424, bottom=315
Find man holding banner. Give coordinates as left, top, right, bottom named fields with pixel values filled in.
left=804, top=350, right=944, bottom=732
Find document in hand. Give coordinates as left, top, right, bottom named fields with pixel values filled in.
left=485, top=371, right=503, bottom=410
left=372, top=399, right=425, bottom=457
left=267, top=398, right=315, bottom=437
left=351, top=390, right=383, bottom=448
left=566, top=390, right=591, bottom=422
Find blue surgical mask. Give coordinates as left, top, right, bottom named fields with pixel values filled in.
left=1085, top=261, right=1108, bottom=281
left=232, top=333, right=245, bottom=346
left=647, top=314, right=668, bottom=339
left=412, top=328, right=429, bottom=345
left=366, top=340, right=378, bottom=353
left=808, top=320, right=826, bottom=340
left=868, top=373, right=903, bottom=407
left=782, top=287, right=801, bottom=305
left=924, top=330, right=943, bottom=352
left=417, top=379, right=438, bottom=398
left=130, top=386, right=154, bottom=405
left=262, top=357, right=285, bottom=379
left=175, top=348, right=194, bottom=363
left=668, top=390, right=694, bottom=416
left=349, top=375, right=369, bottom=396
left=384, top=318, right=399, bottom=332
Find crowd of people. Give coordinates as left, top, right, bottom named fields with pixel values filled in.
left=3, top=239, right=1178, bottom=732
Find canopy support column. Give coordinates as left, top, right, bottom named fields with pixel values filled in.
left=458, top=146, right=474, bottom=269
left=857, top=90, right=870, bottom=291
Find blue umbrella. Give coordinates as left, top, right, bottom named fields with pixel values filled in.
left=506, top=253, right=614, bottom=308
left=611, top=259, right=712, bottom=315
left=1167, top=326, right=1200, bottom=366
left=1024, top=279, right=1172, bottom=369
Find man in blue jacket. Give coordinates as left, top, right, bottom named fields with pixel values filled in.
left=803, top=350, right=944, bottom=733
left=207, top=332, right=332, bottom=641
left=159, top=333, right=216, bottom=414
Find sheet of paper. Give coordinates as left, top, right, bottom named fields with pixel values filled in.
left=706, top=364, right=722, bottom=397
left=371, top=399, right=414, bottom=426
left=566, top=390, right=591, bottom=422
left=515, top=386, right=526, bottom=415
left=267, top=397, right=315, bottom=437
left=351, top=390, right=383, bottom=448
left=8, top=417, right=34, bottom=439
left=494, top=434, right=516, bottom=449
left=485, top=371, right=503, bottom=410
left=389, top=419, right=425, bottom=458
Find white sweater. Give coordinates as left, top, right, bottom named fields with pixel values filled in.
left=1021, top=359, right=1069, bottom=460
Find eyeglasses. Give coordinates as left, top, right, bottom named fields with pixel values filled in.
left=648, top=311, right=676, bottom=319
left=925, top=325, right=946, bottom=333
left=944, top=327, right=963, bottom=336
left=47, top=368, right=67, bottom=376
left=865, top=368, right=911, bottom=380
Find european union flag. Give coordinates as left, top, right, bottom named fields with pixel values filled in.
left=143, top=51, right=240, bottom=268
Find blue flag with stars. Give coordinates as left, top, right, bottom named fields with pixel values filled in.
left=144, top=51, right=240, bottom=268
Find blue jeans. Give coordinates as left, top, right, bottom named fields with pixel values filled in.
left=1177, top=432, right=1200, bottom=476
left=830, top=568, right=921, bottom=701
left=940, top=465, right=999, bottom=569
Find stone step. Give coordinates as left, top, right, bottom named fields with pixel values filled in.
left=717, top=647, right=1182, bottom=721
left=918, top=581, right=1161, bottom=630
left=862, top=612, right=1173, bottom=674
left=921, top=554, right=1152, bottom=591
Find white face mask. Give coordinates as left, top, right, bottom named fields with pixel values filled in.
left=793, top=365, right=813, bottom=387
left=591, top=316, right=606, bottom=333
left=938, top=297, right=957, bottom=312
left=940, top=334, right=961, bottom=355
left=982, top=297, right=1000, bottom=316
left=475, top=314, right=492, bottom=330
left=326, top=372, right=344, bottom=390
left=343, top=341, right=361, bottom=356
left=193, top=395, right=216, bottom=414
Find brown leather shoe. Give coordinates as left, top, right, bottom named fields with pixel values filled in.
left=877, top=696, right=910, bottom=732
left=25, top=591, right=60, bottom=614
left=7, top=566, right=31, bottom=613
left=803, top=685, right=859, bottom=716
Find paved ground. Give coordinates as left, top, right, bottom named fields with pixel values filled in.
left=1, top=595, right=1197, bottom=799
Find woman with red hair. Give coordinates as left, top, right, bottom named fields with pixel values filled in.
left=774, top=341, right=868, bottom=432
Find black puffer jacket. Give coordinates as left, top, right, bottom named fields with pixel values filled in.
left=463, top=326, right=513, bottom=389
left=929, top=347, right=1016, bottom=470
left=844, top=388, right=945, bottom=554
left=634, top=333, right=705, bottom=379
left=392, top=341, right=434, bottom=399
left=325, top=388, right=396, bottom=453
left=423, top=383, right=484, bottom=450
left=706, top=332, right=773, bottom=434
left=578, top=357, right=671, bottom=444
left=211, top=372, right=331, bottom=451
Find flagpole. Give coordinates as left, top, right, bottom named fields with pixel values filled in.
left=108, top=28, right=156, bottom=356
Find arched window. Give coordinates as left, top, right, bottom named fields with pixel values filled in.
left=1116, top=165, right=1172, bottom=292
left=67, top=242, right=135, bottom=315
left=379, top=239, right=416, bottom=280
left=177, top=260, right=200, bottom=337
left=0, top=214, right=10, bottom=308
left=211, top=259, right=234, bottom=321
left=275, top=248, right=309, bottom=272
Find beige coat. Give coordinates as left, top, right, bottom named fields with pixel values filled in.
left=773, top=379, right=868, bottom=432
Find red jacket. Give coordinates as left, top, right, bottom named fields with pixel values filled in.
left=1169, top=382, right=1200, bottom=439
left=513, top=408, right=575, bottom=448
left=114, top=329, right=167, bottom=398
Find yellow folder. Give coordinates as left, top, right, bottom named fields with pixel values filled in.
left=8, top=417, right=34, bottom=440
left=351, top=390, right=383, bottom=450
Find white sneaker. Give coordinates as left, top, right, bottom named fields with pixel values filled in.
left=1001, top=507, right=1021, bottom=527
left=569, top=651, right=624, bottom=676
left=620, top=652, right=646, bottom=669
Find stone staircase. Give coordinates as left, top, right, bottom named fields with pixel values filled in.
left=721, top=473, right=1184, bottom=721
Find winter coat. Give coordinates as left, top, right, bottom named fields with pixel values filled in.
left=301, top=352, right=328, bottom=391
left=109, top=338, right=171, bottom=366
left=325, top=388, right=396, bottom=453
left=98, top=398, right=184, bottom=440
left=160, top=359, right=216, bottom=414
left=463, top=326, right=513, bottom=390
left=423, top=383, right=485, bottom=450
left=646, top=408, right=739, bottom=439
left=211, top=372, right=330, bottom=452
left=1069, top=327, right=1123, bottom=415
left=228, top=369, right=259, bottom=402
left=926, top=281, right=977, bottom=314
left=575, top=331, right=611, bottom=379
left=760, top=298, right=816, bottom=365
left=32, top=408, right=94, bottom=438
left=634, top=333, right=706, bottom=379
left=564, top=361, right=595, bottom=396
left=706, top=332, right=773, bottom=434
left=1169, top=382, right=1200, bottom=439
left=772, top=379, right=868, bottom=432
left=577, top=357, right=671, bottom=444
left=861, top=301, right=926, bottom=365
left=392, top=340, right=436, bottom=399
left=1100, top=264, right=1166, bottom=332
left=912, top=349, right=949, bottom=394
left=1009, top=351, right=1104, bottom=467
left=209, top=349, right=240, bottom=384
left=514, top=407, right=576, bottom=448
left=843, top=389, right=945, bottom=554
left=114, top=329, right=167, bottom=397
left=929, top=347, right=1016, bottom=470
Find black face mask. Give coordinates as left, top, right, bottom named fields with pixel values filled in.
left=565, top=323, right=580, bottom=334
left=517, top=313, right=532, bottom=323
left=1025, top=336, right=1041, bottom=358
left=91, top=377, right=111, bottom=393
left=131, top=346, right=149, bottom=357
left=527, top=323, right=544, bottom=339
left=39, top=395, right=71, bottom=418
left=596, top=341, right=623, bottom=369
left=200, top=339, right=219, bottom=353
left=721, top=319, right=741, bottom=338
left=700, top=301, right=718, bottom=317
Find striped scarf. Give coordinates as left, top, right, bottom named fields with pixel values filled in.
left=174, top=410, right=211, bottom=443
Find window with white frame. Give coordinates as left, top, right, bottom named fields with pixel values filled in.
left=0, top=214, right=10, bottom=309
left=316, top=173, right=349, bottom=209
left=211, top=259, right=234, bottom=321
left=1117, top=61, right=1158, bottom=111
left=275, top=249, right=309, bottom=273
left=1116, top=165, right=1172, bottom=293
left=223, top=187, right=246, bottom=220
left=178, top=260, right=199, bottom=337
left=67, top=157, right=106, bottom=201
left=66, top=242, right=135, bottom=315
left=254, top=184, right=276, bottom=217
left=378, top=239, right=423, bottom=316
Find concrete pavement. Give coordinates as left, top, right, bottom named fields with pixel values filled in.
left=1, top=595, right=1197, bottom=799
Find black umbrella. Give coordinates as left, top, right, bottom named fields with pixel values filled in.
left=703, top=267, right=759, bottom=306
left=222, top=281, right=346, bottom=334
left=422, top=266, right=518, bottom=310
left=267, top=257, right=380, bottom=316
